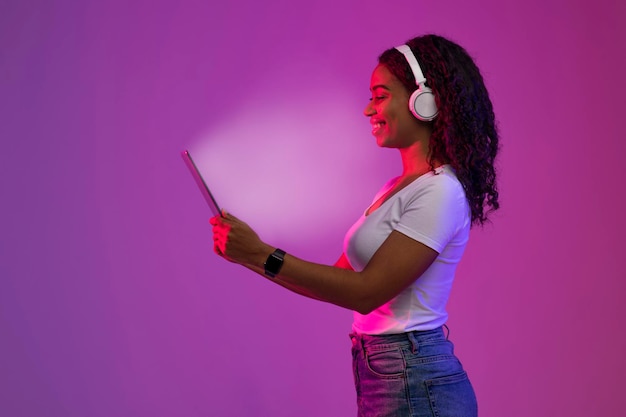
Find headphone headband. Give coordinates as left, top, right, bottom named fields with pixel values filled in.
left=395, top=45, right=427, bottom=86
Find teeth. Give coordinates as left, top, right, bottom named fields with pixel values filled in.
left=371, top=120, right=385, bottom=134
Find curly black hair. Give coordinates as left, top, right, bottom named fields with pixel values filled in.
left=379, top=34, right=500, bottom=226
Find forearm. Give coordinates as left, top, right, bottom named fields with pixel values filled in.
left=245, top=247, right=374, bottom=314
left=243, top=262, right=325, bottom=302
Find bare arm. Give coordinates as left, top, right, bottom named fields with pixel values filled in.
left=210, top=212, right=437, bottom=314
left=240, top=252, right=355, bottom=303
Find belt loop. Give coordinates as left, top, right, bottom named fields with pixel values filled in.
left=443, top=324, right=450, bottom=340
left=408, top=332, right=419, bottom=354
left=350, top=332, right=365, bottom=353
left=350, top=333, right=358, bottom=348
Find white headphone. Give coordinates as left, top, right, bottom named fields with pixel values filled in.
left=395, top=45, right=438, bottom=121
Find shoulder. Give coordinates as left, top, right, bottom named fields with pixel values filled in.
left=408, top=166, right=466, bottom=204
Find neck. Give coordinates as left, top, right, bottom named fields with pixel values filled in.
left=398, top=140, right=434, bottom=178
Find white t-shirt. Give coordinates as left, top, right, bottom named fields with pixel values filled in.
left=344, top=165, right=470, bottom=335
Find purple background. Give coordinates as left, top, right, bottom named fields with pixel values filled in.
left=1, top=1, right=625, bottom=416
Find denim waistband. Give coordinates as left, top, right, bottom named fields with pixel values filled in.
left=350, top=325, right=449, bottom=352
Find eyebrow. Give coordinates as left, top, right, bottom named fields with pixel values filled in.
left=370, top=84, right=391, bottom=92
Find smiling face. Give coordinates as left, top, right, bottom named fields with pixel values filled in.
left=364, top=64, right=428, bottom=149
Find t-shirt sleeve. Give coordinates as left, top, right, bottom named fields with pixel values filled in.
left=393, top=176, right=468, bottom=253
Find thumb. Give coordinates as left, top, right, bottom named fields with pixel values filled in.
left=221, top=209, right=246, bottom=226
left=221, top=208, right=239, bottom=221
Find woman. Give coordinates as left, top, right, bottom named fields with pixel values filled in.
left=210, top=34, right=499, bottom=417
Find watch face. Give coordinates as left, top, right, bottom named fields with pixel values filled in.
left=265, top=249, right=285, bottom=277
left=266, top=254, right=281, bottom=270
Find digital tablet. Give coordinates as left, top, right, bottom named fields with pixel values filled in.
left=181, top=150, right=222, bottom=217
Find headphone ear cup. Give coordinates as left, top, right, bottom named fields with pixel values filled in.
left=409, top=86, right=438, bottom=121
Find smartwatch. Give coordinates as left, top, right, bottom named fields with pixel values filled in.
left=264, top=248, right=286, bottom=278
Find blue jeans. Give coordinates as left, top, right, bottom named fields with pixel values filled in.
left=350, top=326, right=477, bottom=417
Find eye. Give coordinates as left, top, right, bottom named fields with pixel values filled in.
left=370, top=96, right=386, bottom=103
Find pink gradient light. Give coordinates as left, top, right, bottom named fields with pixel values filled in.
left=189, top=88, right=395, bottom=244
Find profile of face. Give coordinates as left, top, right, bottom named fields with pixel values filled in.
left=364, top=64, right=427, bottom=149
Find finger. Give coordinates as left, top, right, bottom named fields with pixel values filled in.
left=211, top=218, right=231, bottom=231
left=210, top=215, right=230, bottom=226
left=221, top=209, right=242, bottom=223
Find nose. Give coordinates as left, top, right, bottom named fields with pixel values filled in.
left=364, top=100, right=375, bottom=117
